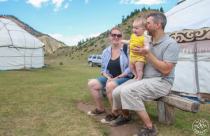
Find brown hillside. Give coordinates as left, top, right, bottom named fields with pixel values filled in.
left=38, top=35, right=66, bottom=54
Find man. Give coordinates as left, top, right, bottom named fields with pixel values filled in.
left=111, top=12, right=180, bottom=136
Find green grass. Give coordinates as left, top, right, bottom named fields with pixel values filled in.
left=0, top=56, right=209, bottom=136
left=0, top=57, right=104, bottom=136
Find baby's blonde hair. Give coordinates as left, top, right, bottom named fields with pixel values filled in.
left=133, top=17, right=146, bottom=29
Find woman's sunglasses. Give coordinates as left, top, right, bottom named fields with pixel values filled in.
left=111, top=33, right=122, bottom=38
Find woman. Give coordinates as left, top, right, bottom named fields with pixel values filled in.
left=87, top=27, right=132, bottom=123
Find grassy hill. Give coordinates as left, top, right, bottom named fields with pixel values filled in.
left=53, top=9, right=160, bottom=60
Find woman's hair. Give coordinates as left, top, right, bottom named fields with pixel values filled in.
left=109, top=27, right=122, bottom=35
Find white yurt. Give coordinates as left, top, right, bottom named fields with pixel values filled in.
left=0, top=17, right=44, bottom=70
left=165, top=0, right=210, bottom=99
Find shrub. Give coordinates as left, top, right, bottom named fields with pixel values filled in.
left=59, top=62, right=63, bottom=65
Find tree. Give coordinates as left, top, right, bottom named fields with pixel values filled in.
left=141, top=7, right=146, bottom=12
left=122, top=15, right=125, bottom=23
left=160, top=7, right=164, bottom=13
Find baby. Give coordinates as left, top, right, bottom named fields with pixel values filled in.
left=123, top=17, right=150, bottom=80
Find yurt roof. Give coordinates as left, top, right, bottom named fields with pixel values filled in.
left=165, top=0, right=210, bottom=33
left=0, top=18, right=44, bottom=49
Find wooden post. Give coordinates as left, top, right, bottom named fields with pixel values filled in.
left=156, top=94, right=200, bottom=124
left=157, top=101, right=175, bottom=125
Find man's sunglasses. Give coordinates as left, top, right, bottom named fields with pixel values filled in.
left=111, top=33, right=122, bottom=38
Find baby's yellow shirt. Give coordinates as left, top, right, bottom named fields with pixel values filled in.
left=129, top=34, right=146, bottom=63
left=130, top=34, right=144, bottom=48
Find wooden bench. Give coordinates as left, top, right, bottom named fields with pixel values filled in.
left=156, top=94, right=200, bottom=125
left=101, top=90, right=200, bottom=125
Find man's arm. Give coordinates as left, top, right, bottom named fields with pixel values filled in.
left=146, top=51, right=174, bottom=76
left=132, top=47, right=174, bottom=76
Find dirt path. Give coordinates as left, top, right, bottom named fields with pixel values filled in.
left=77, top=102, right=140, bottom=136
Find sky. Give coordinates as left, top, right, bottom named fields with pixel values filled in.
left=0, top=0, right=178, bottom=46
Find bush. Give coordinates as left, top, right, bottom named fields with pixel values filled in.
left=59, top=62, right=63, bottom=65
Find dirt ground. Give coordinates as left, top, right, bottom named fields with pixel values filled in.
left=77, top=102, right=140, bottom=136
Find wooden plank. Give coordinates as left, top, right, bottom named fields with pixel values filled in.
left=160, top=94, right=200, bottom=113
left=197, top=93, right=210, bottom=102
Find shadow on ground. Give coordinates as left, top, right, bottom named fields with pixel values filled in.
left=77, top=102, right=141, bottom=136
